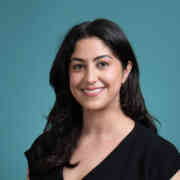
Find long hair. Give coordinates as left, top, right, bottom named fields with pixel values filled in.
left=41, top=18, right=158, bottom=169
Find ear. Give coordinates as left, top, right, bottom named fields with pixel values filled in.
left=122, top=61, right=133, bottom=84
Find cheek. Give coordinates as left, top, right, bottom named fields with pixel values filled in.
left=69, top=73, right=82, bottom=87
left=104, top=67, right=123, bottom=85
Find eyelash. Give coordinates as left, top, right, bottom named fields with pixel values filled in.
left=71, top=62, right=109, bottom=71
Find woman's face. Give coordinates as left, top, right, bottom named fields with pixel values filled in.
left=69, top=37, right=132, bottom=111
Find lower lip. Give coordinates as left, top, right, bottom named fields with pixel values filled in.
left=82, top=88, right=105, bottom=97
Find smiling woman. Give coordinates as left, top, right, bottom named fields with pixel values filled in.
left=68, top=37, right=132, bottom=111
left=24, top=18, right=180, bottom=180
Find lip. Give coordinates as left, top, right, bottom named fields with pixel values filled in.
left=82, top=87, right=105, bottom=90
left=82, top=87, right=105, bottom=97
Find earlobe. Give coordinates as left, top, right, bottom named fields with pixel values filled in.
left=122, top=61, right=133, bottom=84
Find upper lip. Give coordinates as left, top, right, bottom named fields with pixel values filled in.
left=82, top=87, right=105, bottom=90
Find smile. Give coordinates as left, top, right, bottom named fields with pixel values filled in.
left=82, top=88, right=105, bottom=97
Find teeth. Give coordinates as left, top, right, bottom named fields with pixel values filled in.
left=84, top=88, right=103, bottom=93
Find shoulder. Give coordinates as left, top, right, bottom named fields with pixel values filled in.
left=25, top=128, right=59, bottom=159
left=135, top=122, right=179, bottom=155
left=24, top=128, right=59, bottom=174
left=135, top=122, right=180, bottom=179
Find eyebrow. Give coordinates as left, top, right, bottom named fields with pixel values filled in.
left=70, top=55, right=113, bottom=63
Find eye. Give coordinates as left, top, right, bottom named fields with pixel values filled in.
left=72, top=64, right=84, bottom=71
left=97, top=61, right=109, bottom=68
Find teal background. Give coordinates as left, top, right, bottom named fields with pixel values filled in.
left=1, top=0, right=179, bottom=179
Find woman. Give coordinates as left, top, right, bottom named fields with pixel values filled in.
left=25, top=18, right=180, bottom=180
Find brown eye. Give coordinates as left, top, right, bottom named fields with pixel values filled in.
left=97, top=61, right=109, bottom=68
left=72, top=64, right=84, bottom=71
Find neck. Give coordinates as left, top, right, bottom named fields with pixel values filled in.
left=81, top=105, right=134, bottom=138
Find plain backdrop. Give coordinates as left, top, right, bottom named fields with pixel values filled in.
left=0, top=0, right=179, bottom=179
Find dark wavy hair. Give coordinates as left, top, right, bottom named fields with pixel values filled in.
left=42, top=18, right=158, bottom=169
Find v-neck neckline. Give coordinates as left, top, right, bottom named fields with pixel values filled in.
left=60, top=122, right=137, bottom=180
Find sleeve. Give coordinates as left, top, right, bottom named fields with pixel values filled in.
left=24, top=129, right=59, bottom=177
left=149, top=136, right=180, bottom=180
left=24, top=133, right=47, bottom=176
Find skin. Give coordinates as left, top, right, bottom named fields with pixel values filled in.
left=66, top=37, right=135, bottom=179
left=26, top=169, right=180, bottom=179
left=27, top=37, right=134, bottom=180
left=26, top=37, right=180, bottom=179
left=69, top=37, right=134, bottom=137
left=26, top=168, right=29, bottom=180
left=171, top=170, right=180, bottom=180
left=69, top=37, right=130, bottom=112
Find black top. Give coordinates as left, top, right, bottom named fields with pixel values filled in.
left=25, top=122, right=180, bottom=180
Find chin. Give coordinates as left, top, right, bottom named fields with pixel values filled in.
left=80, top=101, right=108, bottom=111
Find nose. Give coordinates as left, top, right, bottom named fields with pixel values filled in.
left=84, top=66, right=98, bottom=84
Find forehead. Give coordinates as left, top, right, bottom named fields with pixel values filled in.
left=71, top=37, right=115, bottom=60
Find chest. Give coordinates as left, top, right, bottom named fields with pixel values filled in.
left=62, top=140, right=122, bottom=180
